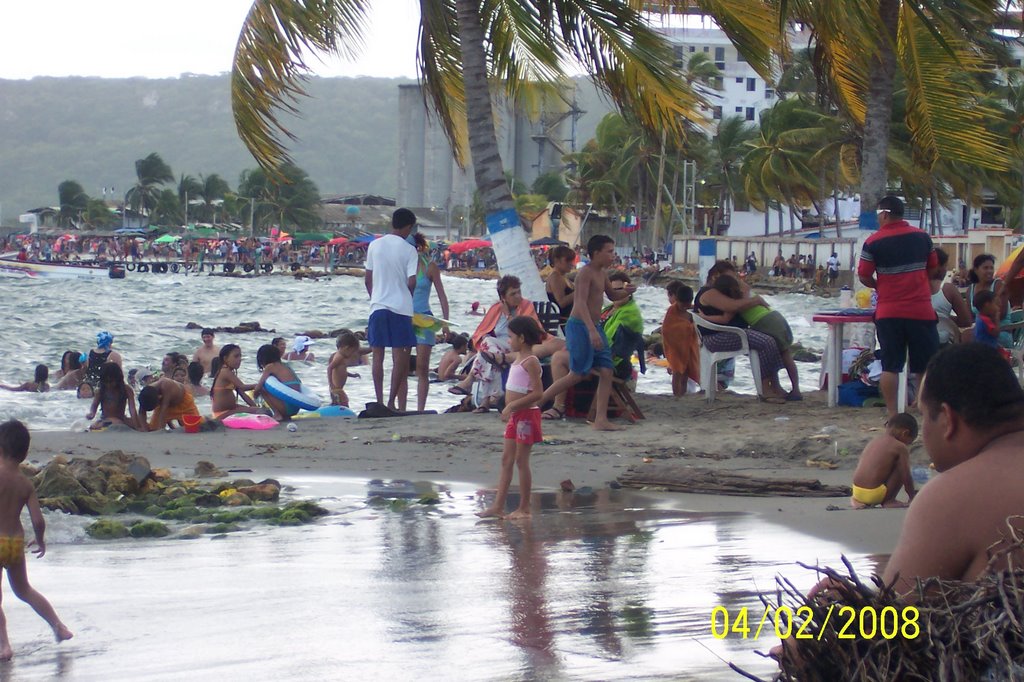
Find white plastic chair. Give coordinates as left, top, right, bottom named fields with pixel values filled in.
left=693, top=316, right=765, bottom=403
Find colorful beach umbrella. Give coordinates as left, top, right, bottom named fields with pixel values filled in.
left=328, top=236, right=349, bottom=246
left=996, top=245, right=1024, bottom=280
left=449, top=238, right=492, bottom=255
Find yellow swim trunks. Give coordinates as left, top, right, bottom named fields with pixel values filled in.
left=0, top=536, right=24, bottom=568
left=852, top=483, right=887, bottom=506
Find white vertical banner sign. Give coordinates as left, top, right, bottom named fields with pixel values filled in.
left=486, top=208, right=546, bottom=302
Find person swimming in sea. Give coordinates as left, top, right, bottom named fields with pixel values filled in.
left=0, top=365, right=49, bottom=393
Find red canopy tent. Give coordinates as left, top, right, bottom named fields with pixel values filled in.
left=449, top=238, right=492, bottom=255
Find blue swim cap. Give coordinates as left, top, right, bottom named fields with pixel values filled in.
left=78, top=352, right=88, bottom=364
left=96, top=331, right=113, bottom=349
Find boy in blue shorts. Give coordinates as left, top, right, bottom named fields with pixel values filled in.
left=540, top=235, right=635, bottom=430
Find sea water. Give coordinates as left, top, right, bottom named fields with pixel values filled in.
left=0, top=273, right=828, bottom=430
left=7, top=481, right=872, bottom=681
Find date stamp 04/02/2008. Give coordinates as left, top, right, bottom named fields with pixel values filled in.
left=709, top=605, right=921, bottom=642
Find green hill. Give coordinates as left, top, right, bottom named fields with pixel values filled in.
left=0, top=75, right=607, bottom=226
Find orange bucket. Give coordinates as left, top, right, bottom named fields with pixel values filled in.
left=182, top=414, right=203, bottom=434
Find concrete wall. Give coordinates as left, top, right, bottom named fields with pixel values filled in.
left=672, top=235, right=860, bottom=271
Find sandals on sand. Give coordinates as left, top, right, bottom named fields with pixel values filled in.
left=448, top=385, right=470, bottom=396
left=541, top=407, right=565, bottom=420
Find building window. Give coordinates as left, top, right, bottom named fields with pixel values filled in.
left=745, top=107, right=755, bottom=121
left=689, top=46, right=695, bottom=53
left=1016, top=59, right=1022, bottom=67
left=765, top=88, right=775, bottom=99
left=735, top=106, right=743, bottom=113
left=713, top=106, right=722, bottom=120
left=703, top=46, right=709, bottom=53
left=746, top=78, right=756, bottom=92
left=735, top=77, right=743, bottom=84
left=715, top=47, right=725, bottom=61
left=715, top=62, right=725, bottom=70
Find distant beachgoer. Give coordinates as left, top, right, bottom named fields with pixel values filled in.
left=850, top=412, right=917, bottom=509
left=254, top=343, right=303, bottom=421
left=83, top=331, right=122, bottom=388
left=191, top=328, right=219, bottom=377
left=476, top=317, right=545, bottom=520
left=827, top=252, right=839, bottom=285
left=0, top=365, right=49, bottom=393
left=410, top=233, right=450, bottom=412
left=467, top=301, right=484, bottom=316
left=271, top=337, right=288, bottom=358
left=283, top=335, right=315, bottom=363
left=53, top=351, right=84, bottom=390
left=161, top=352, right=187, bottom=378
left=86, top=363, right=140, bottom=430
left=364, top=208, right=418, bottom=410
left=930, top=249, right=972, bottom=345
left=209, top=345, right=266, bottom=420
left=76, top=383, right=94, bottom=400
left=327, top=332, right=367, bottom=407
left=545, top=245, right=576, bottom=333
left=138, top=378, right=200, bottom=431
left=967, top=253, right=1017, bottom=348
left=662, top=281, right=700, bottom=397
left=437, top=335, right=469, bottom=382
left=186, top=362, right=210, bottom=397
left=0, top=420, right=74, bottom=658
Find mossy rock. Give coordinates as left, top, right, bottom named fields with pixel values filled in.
left=86, top=519, right=129, bottom=539
left=129, top=521, right=170, bottom=538
left=283, top=501, right=329, bottom=518
left=231, top=478, right=256, bottom=488
left=166, top=495, right=200, bottom=510
left=249, top=506, right=284, bottom=520
left=164, top=486, right=189, bottom=500
left=271, top=508, right=310, bottom=526
left=124, top=499, right=152, bottom=514
left=194, top=493, right=222, bottom=508
left=210, top=511, right=247, bottom=524
left=144, top=504, right=164, bottom=517
left=39, top=497, right=79, bottom=514
left=74, top=493, right=122, bottom=516
left=221, top=492, right=252, bottom=507
left=156, top=507, right=200, bottom=521
left=205, top=522, right=241, bottom=534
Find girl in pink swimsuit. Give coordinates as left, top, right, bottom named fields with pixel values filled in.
left=477, top=316, right=545, bottom=520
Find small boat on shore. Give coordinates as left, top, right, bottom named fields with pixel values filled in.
left=0, top=254, right=123, bottom=279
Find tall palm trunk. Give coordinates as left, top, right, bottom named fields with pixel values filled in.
left=859, top=0, right=900, bottom=228
left=455, top=0, right=515, bottom=214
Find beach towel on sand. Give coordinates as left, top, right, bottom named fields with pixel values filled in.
left=661, top=306, right=700, bottom=384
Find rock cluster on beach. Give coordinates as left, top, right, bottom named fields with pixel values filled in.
left=184, top=321, right=274, bottom=334
left=26, top=451, right=328, bottom=539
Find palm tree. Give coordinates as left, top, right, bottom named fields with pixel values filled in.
left=125, top=152, right=174, bottom=219
left=150, top=189, right=184, bottom=226
left=671, top=1, right=1011, bottom=227
left=177, top=174, right=202, bottom=223
left=197, top=173, right=231, bottom=223
left=238, top=164, right=321, bottom=232
left=231, top=0, right=702, bottom=240
left=707, top=116, right=757, bottom=232
left=57, top=180, right=89, bottom=228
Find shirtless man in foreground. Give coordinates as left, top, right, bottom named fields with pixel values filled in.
left=191, top=328, right=219, bottom=377
left=539, top=235, right=634, bottom=431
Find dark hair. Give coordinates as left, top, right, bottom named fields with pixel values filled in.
left=61, top=351, right=81, bottom=372
left=138, top=385, right=159, bottom=412
left=666, top=281, right=694, bottom=305
left=497, top=275, right=521, bottom=299
left=877, top=195, right=904, bottom=218
left=587, top=234, right=614, bottom=257
left=548, top=245, right=575, bottom=265
left=707, top=259, right=737, bottom=282
left=187, top=362, right=204, bottom=386
left=210, top=343, right=240, bottom=379
left=934, top=248, right=949, bottom=268
left=77, top=382, right=94, bottom=399
left=712, top=274, right=743, bottom=299
left=256, top=344, right=281, bottom=370
left=968, top=253, right=996, bottom=284
left=34, top=364, right=48, bottom=384
left=648, top=341, right=664, bottom=357
left=201, top=328, right=215, bottom=337
left=97, top=362, right=126, bottom=405
left=0, top=419, right=30, bottom=462
left=413, top=233, right=428, bottom=250
left=887, top=412, right=918, bottom=440
left=271, top=337, right=285, bottom=349
left=392, top=208, right=416, bottom=230
left=608, top=271, right=632, bottom=284
left=973, top=289, right=997, bottom=311
left=450, top=334, right=468, bottom=351
left=335, top=331, right=359, bottom=349
left=921, top=344, right=1024, bottom=429
left=507, top=316, right=544, bottom=346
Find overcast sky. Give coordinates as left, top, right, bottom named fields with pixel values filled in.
left=0, top=0, right=422, bottom=79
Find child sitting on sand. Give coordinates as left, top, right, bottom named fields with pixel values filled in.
left=0, top=365, right=49, bottom=393
left=327, top=332, right=368, bottom=407
left=477, top=316, right=545, bottom=520
left=86, top=362, right=140, bottom=430
left=0, top=419, right=73, bottom=658
left=210, top=345, right=267, bottom=420
left=254, top=343, right=303, bottom=421
left=436, top=334, right=469, bottom=381
left=662, top=282, right=700, bottom=397
left=851, top=412, right=918, bottom=509
left=712, top=274, right=802, bottom=400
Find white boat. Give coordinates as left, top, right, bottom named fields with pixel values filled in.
left=0, top=254, right=122, bottom=279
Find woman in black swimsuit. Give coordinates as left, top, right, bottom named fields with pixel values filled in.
left=84, top=331, right=122, bottom=388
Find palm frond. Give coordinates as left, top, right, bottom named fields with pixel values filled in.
left=231, top=0, right=371, bottom=174
left=416, top=0, right=468, bottom=164
left=898, top=4, right=1010, bottom=171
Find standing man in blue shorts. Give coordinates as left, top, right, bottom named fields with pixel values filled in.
left=365, top=208, right=419, bottom=411
left=540, top=235, right=635, bottom=430
left=858, top=195, right=940, bottom=419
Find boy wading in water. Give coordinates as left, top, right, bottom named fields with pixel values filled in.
left=540, top=235, right=635, bottom=431
left=478, top=317, right=545, bottom=519
left=0, top=420, right=73, bottom=658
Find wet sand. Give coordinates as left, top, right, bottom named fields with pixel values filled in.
left=30, top=390, right=917, bottom=561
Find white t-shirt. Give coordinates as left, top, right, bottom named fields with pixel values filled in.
left=366, top=234, right=418, bottom=316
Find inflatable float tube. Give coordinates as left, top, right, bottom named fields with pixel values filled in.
left=293, top=405, right=357, bottom=420
left=264, top=376, right=322, bottom=412
left=222, top=414, right=279, bottom=430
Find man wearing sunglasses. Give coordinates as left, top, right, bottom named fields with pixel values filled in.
left=857, top=195, right=940, bottom=419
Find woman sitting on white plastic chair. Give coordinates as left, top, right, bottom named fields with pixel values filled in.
left=694, top=260, right=788, bottom=401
